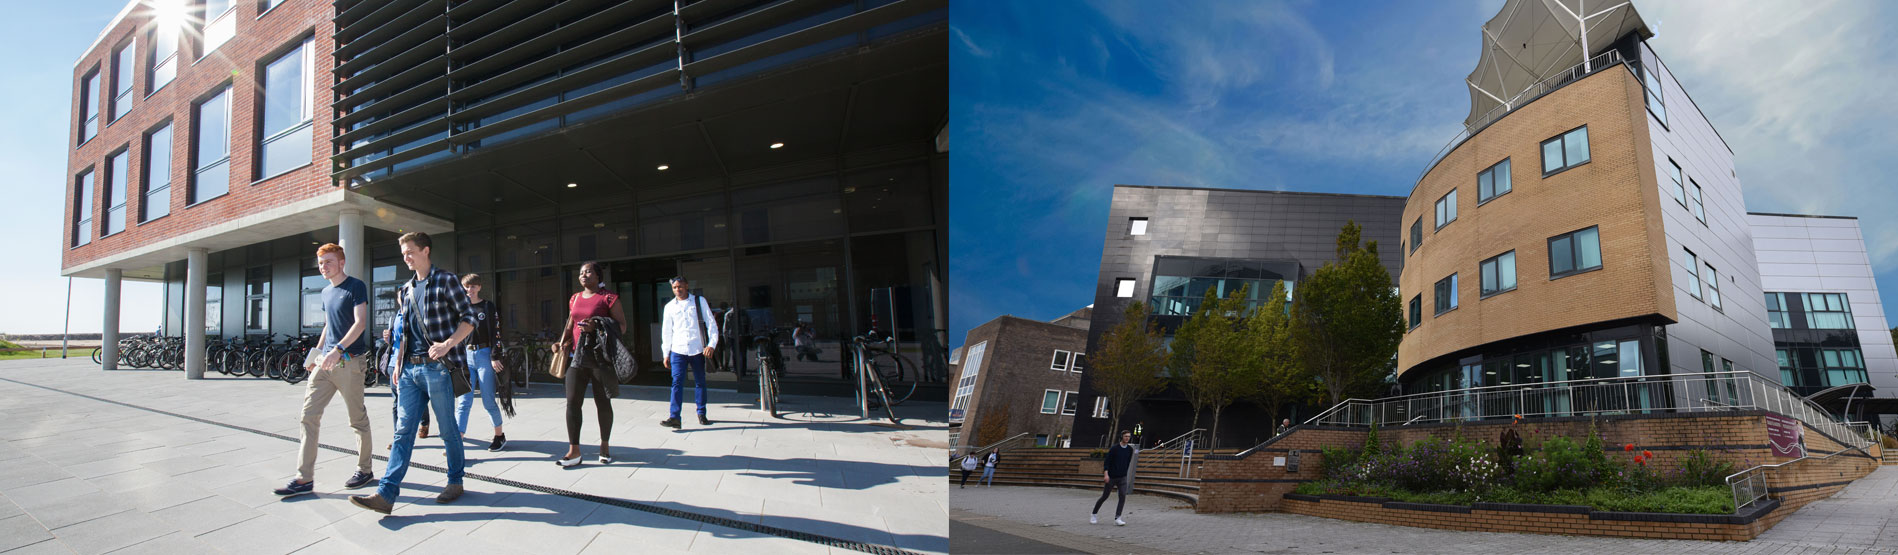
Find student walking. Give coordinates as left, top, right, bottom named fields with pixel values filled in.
left=981, top=449, right=999, bottom=487
left=382, top=298, right=428, bottom=440
left=658, top=276, right=719, bottom=429
left=959, top=451, right=977, bottom=488
left=274, top=244, right=375, bottom=497
left=455, top=273, right=507, bottom=452
left=1091, top=430, right=1136, bottom=526
left=551, top=261, right=625, bottom=467
left=351, top=232, right=478, bottom=515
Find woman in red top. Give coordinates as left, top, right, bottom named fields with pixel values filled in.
left=551, top=261, right=626, bottom=466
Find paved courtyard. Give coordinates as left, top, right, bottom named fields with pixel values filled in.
left=0, top=358, right=948, bottom=555
left=951, top=466, right=1898, bottom=554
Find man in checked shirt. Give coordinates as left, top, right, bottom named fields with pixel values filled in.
left=351, top=232, right=477, bottom=515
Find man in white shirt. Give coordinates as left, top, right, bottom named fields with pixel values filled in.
left=660, top=277, right=719, bottom=429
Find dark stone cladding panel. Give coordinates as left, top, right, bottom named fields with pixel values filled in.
left=1075, top=185, right=1407, bottom=447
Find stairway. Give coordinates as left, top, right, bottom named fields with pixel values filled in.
left=1882, top=448, right=1897, bottom=466
left=948, top=448, right=1232, bottom=506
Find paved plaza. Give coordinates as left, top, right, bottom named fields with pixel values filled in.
left=0, top=358, right=948, bottom=555
left=951, top=467, right=1898, bottom=554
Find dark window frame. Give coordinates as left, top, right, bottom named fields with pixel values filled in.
left=1683, top=248, right=1702, bottom=300
left=73, top=168, right=96, bottom=248
left=1540, top=125, right=1591, bottom=177
left=189, top=85, right=233, bottom=206
left=1665, top=158, right=1686, bottom=207
left=243, top=265, right=270, bottom=335
left=1477, top=158, right=1511, bottom=204
left=1689, top=178, right=1706, bottom=225
left=1434, top=188, right=1457, bottom=231
left=102, top=145, right=130, bottom=237
left=1433, top=273, right=1458, bottom=316
left=78, top=67, right=101, bottom=146
left=1408, top=295, right=1422, bottom=330
left=141, top=120, right=174, bottom=223
left=1704, top=263, right=1722, bottom=312
left=1479, top=250, right=1517, bottom=298
left=1547, top=225, right=1603, bottom=280
left=1409, top=218, right=1422, bottom=254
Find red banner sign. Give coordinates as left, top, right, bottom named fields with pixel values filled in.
left=1765, top=414, right=1806, bottom=458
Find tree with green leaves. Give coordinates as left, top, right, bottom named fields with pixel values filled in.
left=1170, top=286, right=1259, bottom=450
left=1244, top=280, right=1313, bottom=427
left=1292, top=221, right=1404, bottom=406
left=1090, top=301, right=1169, bottom=443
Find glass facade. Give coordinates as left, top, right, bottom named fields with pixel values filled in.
left=1147, top=256, right=1296, bottom=319
left=143, top=124, right=171, bottom=221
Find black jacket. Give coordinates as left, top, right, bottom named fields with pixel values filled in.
left=1104, top=444, right=1135, bottom=478
left=571, top=316, right=632, bottom=398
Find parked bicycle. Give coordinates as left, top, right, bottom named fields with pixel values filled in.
left=754, top=328, right=790, bottom=418
left=850, top=333, right=918, bottom=407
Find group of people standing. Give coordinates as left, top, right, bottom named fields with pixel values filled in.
left=272, top=232, right=725, bottom=516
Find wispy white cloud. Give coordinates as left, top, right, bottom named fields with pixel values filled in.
left=951, top=25, right=991, bottom=58
left=1641, top=0, right=1898, bottom=271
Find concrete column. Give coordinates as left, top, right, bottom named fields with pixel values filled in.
left=101, top=269, right=121, bottom=370
left=185, top=248, right=207, bottom=379
left=339, top=209, right=365, bottom=282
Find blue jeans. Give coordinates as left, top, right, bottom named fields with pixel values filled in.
left=668, top=352, right=707, bottom=418
left=981, top=466, right=996, bottom=486
left=377, top=361, right=465, bottom=501
left=456, top=348, right=503, bottom=433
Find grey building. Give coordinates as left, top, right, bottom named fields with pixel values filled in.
left=1071, top=185, right=1405, bottom=448
left=1749, top=212, right=1898, bottom=427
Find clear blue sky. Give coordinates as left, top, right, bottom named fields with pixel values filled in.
left=2, top=0, right=164, bottom=335
left=947, top=0, right=1898, bottom=350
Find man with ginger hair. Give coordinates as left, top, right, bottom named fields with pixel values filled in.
left=274, top=243, right=376, bottom=497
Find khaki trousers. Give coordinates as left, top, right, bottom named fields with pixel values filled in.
left=296, top=355, right=373, bottom=481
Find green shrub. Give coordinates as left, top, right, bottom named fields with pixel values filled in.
left=1319, top=445, right=1360, bottom=480
left=1513, top=436, right=1617, bottom=492
left=1675, top=448, right=1735, bottom=488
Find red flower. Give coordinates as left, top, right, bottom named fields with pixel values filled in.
left=1642, top=450, right=1653, bottom=459
left=1624, top=444, right=1634, bottom=452
left=1636, top=457, right=1647, bottom=466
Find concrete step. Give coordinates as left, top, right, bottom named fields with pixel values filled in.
left=956, top=479, right=1199, bottom=506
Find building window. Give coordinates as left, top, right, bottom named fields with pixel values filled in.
left=1765, top=293, right=1788, bottom=329
left=1478, top=158, right=1511, bottom=203
left=192, top=88, right=231, bottom=204
left=1479, top=251, right=1516, bottom=297
left=1683, top=248, right=1702, bottom=300
left=1129, top=217, right=1148, bottom=236
left=149, top=22, right=178, bottom=93
left=299, top=271, right=327, bottom=332
left=79, top=69, right=100, bottom=144
left=201, top=0, right=236, bottom=58
left=1409, top=218, right=1422, bottom=254
left=1820, top=349, right=1867, bottom=386
left=1091, top=397, right=1109, bottom=419
left=143, top=123, right=172, bottom=222
left=111, top=39, right=135, bottom=121
left=1704, top=264, right=1721, bottom=311
left=259, top=38, right=314, bottom=180
left=1147, top=257, right=1294, bottom=317
left=261, top=0, right=286, bottom=14
left=1642, top=64, right=1667, bottom=126
left=1070, top=353, right=1085, bottom=374
left=1041, top=389, right=1060, bottom=414
left=1114, top=278, right=1136, bottom=298
left=1434, top=189, right=1457, bottom=230
left=1540, top=126, right=1590, bottom=175
left=951, top=341, right=987, bottom=419
left=1665, top=159, right=1685, bottom=207
left=1434, top=274, right=1458, bottom=315
left=205, top=274, right=223, bottom=335
left=73, top=170, right=94, bottom=247
left=1689, top=179, right=1705, bottom=225
left=1051, top=350, right=1071, bottom=371
left=1062, top=391, right=1079, bottom=416
left=1804, top=293, right=1853, bottom=329
left=1547, top=226, right=1602, bottom=279
left=1777, top=349, right=1794, bottom=386
left=104, top=149, right=128, bottom=236
left=1408, top=295, right=1422, bottom=330
left=244, top=265, right=269, bottom=334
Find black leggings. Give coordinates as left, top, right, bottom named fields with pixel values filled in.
left=1093, top=476, right=1127, bottom=517
left=565, top=363, right=613, bottom=446
left=960, top=469, right=972, bottom=486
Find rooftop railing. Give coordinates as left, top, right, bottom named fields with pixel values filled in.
left=1416, top=49, right=1631, bottom=187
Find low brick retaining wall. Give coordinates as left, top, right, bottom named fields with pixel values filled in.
left=1281, top=494, right=1782, bottom=541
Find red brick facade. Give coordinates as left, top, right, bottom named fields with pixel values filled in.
left=64, top=0, right=336, bottom=271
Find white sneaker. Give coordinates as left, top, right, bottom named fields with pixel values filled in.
left=1089, top=514, right=1097, bottom=524
left=1115, top=517, right=1126, bottom=526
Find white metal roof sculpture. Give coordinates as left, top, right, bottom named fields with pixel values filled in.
left=1464, top=0, right=1653, bottom=132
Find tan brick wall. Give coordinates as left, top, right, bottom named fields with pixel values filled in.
left=64, top=0, right=336, bottom=270
left=1282, top=498, right=1758, bottom=541
left=1398, top=66, right=1676, bottom=377
left=1198, top=411, right=1878, bottom=514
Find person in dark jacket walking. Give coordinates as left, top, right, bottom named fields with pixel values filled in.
left=959, top=451, right=977, bottom=488
left=1092, top=430, right=1135, bottom=526
left=981, top=449, right=999, bottom=487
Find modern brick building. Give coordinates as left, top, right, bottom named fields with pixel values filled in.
left=62, top=0, right=948, bottom=388
left=949, top=307, right=1090, bottom=450
left=1069, top=185, right=1405, bottom=448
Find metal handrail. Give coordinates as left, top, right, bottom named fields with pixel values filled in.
left=1415, top=49, right=1631, bottom=187
left=1143, top=428, right=1206, bottom=478
left=1725, top=441, right=1871, bottom=510
left=950, top=432, right=1033, bottom=466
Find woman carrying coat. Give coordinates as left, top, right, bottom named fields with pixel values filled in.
left=551, top=261, right=626, bottom=467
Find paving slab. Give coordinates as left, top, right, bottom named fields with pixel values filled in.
left=0, top=358, right=946, bottom=555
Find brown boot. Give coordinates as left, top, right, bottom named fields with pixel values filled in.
left=350, top=494, right=393, bottom=514
left=436, top=483, right=463, bottom=504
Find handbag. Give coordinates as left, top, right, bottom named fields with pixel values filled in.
left=449, top=360, right=472, bottom=398
left=550, top=348, right=569, bottom=380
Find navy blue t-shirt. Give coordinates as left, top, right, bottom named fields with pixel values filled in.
left=404, top=276, right=429, bottom=359
left=322, top=276, right=371, bottom=356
